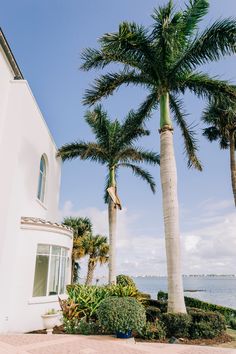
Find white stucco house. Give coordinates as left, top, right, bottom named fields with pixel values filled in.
left=0, top=28, right=73, bottom=333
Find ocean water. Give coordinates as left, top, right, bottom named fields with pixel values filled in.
left=133, top=276, right=236, bottom=309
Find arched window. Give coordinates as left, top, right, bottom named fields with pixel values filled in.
left=37, top=155, right=46, bottom=202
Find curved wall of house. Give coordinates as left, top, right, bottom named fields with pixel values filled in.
left=4, top=220, right=73, bottom=333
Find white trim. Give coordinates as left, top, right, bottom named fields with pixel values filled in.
left=20, top=222, right=73, bottom=239
left=36, top=198, right=48, bottom=210
left=28, top=293, right=68, bottom=305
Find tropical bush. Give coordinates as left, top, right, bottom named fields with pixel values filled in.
left=116, top=274, right=137, bottom=290
left=138, top=320, right=166, bottom=340
left=63, top=317, right=100, bottom=335
left=97, top=297, right=146, bottom=334
left=61, top=284, right=140, bottom=325
left=229, top=319, right=236, bottom=330
left=188, top=309, right=226, bottom=339
left=146, top=299, right=167, bottom=313
left=146, top=306, right=161, bottom=322
left=157, top=291, right=236, bottom=323
left=161, top=313, right=192, bottom=338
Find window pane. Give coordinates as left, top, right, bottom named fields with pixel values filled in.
left=52, top=246, right=61, bottom=256
left=59, top=257, right=66, bottom=294
left=37, top=172, right=43, bottom=200
left=61, top=248, right=67, bottom=257
left=33, top=255, right=49, bottom=297
left=37, top=244, right=50, bottom=255
left=48, top=256, right=60, bottom=295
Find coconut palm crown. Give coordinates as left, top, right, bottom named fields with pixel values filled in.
left=58, top=105, right=160, bottom=284
left=202, top=99, right=236, bottom=206
left=80, top=0, right=236, bottom=313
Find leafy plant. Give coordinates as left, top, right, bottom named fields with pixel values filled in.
left=63, top=318, right=100, bottom=335
left=97, top=297, right=146, bottom=334
left=146, top=306, right=161, bottom=322
left=229, top=319, right=236, bottom=330
left=161, top=313, right=192, bottom=338
left=116, top=274, right=137, bottom=290
left=137, top=320, right=166, bottom=340
left=188, top=309, right=226, bottom=339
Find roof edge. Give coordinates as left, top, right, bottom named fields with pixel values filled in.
left=0, top=28, right=24, bottom=79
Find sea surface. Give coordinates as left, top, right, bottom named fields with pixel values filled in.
left=133, top=276, right=236, bottom=309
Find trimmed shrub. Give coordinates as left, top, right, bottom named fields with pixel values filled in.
left=158, top=291, right=236, bottom=323
left=138, top=292, right=151, bottom=300
left=146, top=299, right=167, bottom=313
left=146, top=306, right=161, bottom=322
left=97, top=297, right=146, bottom=334
left=229, top=319, right=236, bottom=330
left=116, top=274, right=137, bottom=290
left=161, top=313, right=192, bottom=338
left=188, top=309, right=226, bottom=339
left=138, top=320, right=166, bottom=340
left=157, top=291, right=168, bottom=301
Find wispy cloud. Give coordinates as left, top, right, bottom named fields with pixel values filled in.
left=61, top=199, right=236, bottom=280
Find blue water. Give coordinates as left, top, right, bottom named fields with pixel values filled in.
left=133, top=276, right=236, bottom=309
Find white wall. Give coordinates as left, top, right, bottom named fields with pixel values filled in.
left=0, top=44, right=73, bottom=333
left=7, top=224, right=72, bottom=333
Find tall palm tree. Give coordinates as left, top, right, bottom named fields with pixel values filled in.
left=80, top=0, right=236, bottom=312
left=63, top=217, right=92, bottom=283
left=80, top=234, right=109, bottom=285
left=202, top=99, right=236, bottom=206
left=58, top=105, right=160, bottom=284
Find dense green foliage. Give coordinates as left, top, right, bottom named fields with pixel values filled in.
left=97, top=297, right=146, bottom=334
left=157, top=291, right=236, bottom=322
left=116, top=274, right=137, bottom=290
left=61, top=284, right=139, bottom=323
left=146, top=306, right=161, bottom=322
left=63, top=318, right=100, bottom=335
left=188, top=309, right=226, bottom=339
left=161, top=313, right=192, bottom=338
left=138, top=320, right=166, bottom=340
left=229, top=319, right=236, bottom=330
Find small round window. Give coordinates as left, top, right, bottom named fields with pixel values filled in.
left=37, top=155, right=46, bottom=202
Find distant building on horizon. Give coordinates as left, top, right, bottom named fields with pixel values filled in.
left=0, top=28, right=73, bottom=333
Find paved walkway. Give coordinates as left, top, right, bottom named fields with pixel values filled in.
left=0, top=335, right=236, bottom=354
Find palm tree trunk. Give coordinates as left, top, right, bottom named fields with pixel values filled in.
left=108, top=167, right=117, bottom=284
left=229, top=130, right=236, bottom=207
left=159, top=93, right=186, bottom=313
left=85, top=258, right=96, bottom=285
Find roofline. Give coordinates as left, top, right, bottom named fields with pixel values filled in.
left=0, top=28, right=24, bottom=79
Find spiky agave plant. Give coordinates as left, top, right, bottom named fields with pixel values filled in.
left=58, top=105, right=159, bottom=284
left=80, top=0, right=236, bottom=312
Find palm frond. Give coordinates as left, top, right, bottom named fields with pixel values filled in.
left=100, top=22, right=160, bottom=79
left=83, top=70, right=152, bottom=106
left=171, top=18, right=236, bottom=75
left=85, top=105, right=111, bottom=148
left=136, top=91, right=159, bottom=119
left=177, top=72, right=236, bottom=101
left=58, top=141, right=107, bottom=164
left=202, top=126, right=221, bottom=142
left=181, top=0, right=209, bottom=38
left=169, top=94, right=202, bottom=170
left=117, top=147, right=160, bottom=165
left=119, top=163, right=156, bottom=193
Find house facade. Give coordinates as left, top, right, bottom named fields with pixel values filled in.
left=0, top=29, right=73, bottom=333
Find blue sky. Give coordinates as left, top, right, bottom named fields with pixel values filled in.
left=1, top=0, right=236, bottom=277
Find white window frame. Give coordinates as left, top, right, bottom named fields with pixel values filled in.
left=32, top=244, right=69, bottom=298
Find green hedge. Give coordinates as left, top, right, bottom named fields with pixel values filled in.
left=97, top=297, right=146, bottom=334
left=157, top=291, right=236, bottom=322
